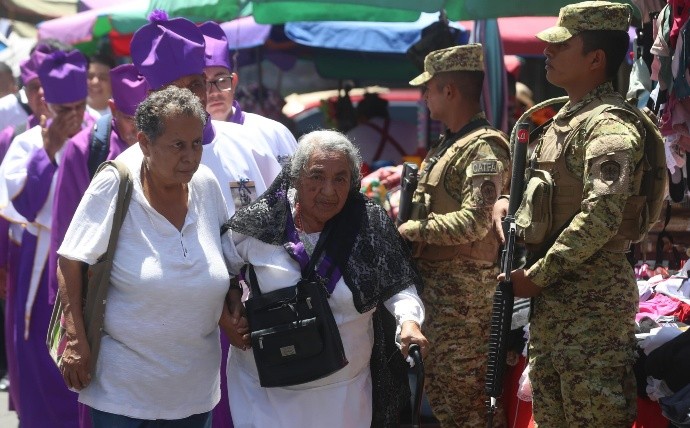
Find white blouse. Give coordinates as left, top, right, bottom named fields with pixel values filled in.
left=223, top=226, right=424, bottom=428
left=58, top=150, right=231, bottom=420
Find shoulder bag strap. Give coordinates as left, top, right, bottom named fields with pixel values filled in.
left=95, top=159, right=133, bottom=260
left=302, top=222, right=333, bottom=279
left=248, top=220, right=334, bottom=297
left=82, top=159, right=133, bottom=376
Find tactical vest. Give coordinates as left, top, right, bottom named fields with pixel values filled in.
left=517, top=95, right=644, bottom=253
left=411, top=126, right=508, bottom=263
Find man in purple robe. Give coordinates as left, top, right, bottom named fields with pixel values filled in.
left=48, top=63, right=147, bottom=305
left=45, top=63, right=147, bottom=428
left=0, top=43, right=57, bottom=416
left=0, top=49, right=95, bottom=428
left=0, top=41, right=74, bottom=417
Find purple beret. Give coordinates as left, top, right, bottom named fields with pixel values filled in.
left=109, top=64, right=148, bottom=117
left=38, top=50, right=88, bottom=104
left=130, top=11, right=206, bottom=90
left=20, top=41, right=74, bottom=84
left=20, top=51, right=45, bottom=86
left=199, top=21, right=232, bottom=71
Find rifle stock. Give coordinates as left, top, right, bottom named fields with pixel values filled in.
left=485, top=123, right=529, bottom=427
left=396, top=162, right=419, bottom=226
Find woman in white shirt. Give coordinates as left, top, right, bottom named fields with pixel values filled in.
left=222, top=130, right=429, bottom=428
left=57, top=86, right=230, bottom=427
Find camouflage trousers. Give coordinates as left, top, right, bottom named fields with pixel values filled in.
left=529, top=347, right=637, bottom=427
left=417, top=258, right=505, bottom=428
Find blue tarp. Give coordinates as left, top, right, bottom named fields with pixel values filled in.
left=284, top=12, right=469, bottom=54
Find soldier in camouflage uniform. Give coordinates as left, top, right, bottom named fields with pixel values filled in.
left=496, top=2, right=642, bottom=426
left=400, top=44, right=510, bottom=427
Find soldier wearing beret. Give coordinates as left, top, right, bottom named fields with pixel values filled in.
left=495, top=1, right=642, bottom=426
left=400, top=43, right=510, bottom=427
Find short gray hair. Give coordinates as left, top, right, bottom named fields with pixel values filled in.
left=290, top=129, right=362, bottom=189
left=135, top=86, right=207, bottom=142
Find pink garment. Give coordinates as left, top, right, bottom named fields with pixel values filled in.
left=670, top=98, right=690, bottom=151
left=637, top=293, right=684, bottom=322
left=669, top=0, right=690, bottom=49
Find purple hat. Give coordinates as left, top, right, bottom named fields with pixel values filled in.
left=130, top=10, right=206, bottom=90
left=20, top=41, right=74, bottom=84
left=199, top=21, right=232, bottom=71
left=110, top=64, right=149, bottom=117
left=38, top=50, right=88, bottom=104
left=20, top=50, right=47, bottom=86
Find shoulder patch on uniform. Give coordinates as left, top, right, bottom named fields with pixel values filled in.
left=471, top=159, right=498, bottom=175
left=480, top=181, right=497, bottom=205
left=600, top=160, right=621, bottom=182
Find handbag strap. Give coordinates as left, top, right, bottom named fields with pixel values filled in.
left=96, top=160, right=134, bottom=261
left=247, top=221, right=334, bottom=298
left=81, top=160, right=133, bottom=376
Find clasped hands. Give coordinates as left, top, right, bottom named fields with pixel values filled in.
left=221, top=288, right=250, bottom=350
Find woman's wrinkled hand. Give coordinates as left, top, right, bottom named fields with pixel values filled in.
left=59, top=335, right=92, bottom=391
left=220, top=289, right=251, bottom=350
left=399, top=320, right=429, bottom=359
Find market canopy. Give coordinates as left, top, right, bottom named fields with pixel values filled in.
left=148, top=0, right=444, bottom=23
left=37, top=3, right=272, bottom=56
left=36, top=1, right=149, bottom=56
left=283, top=13, right=469, bottom=81
left=284, top=13, right=467, bottom=54
left=148, top=0, right=640, bottom=23
left=460, top=17, right=558, bottom=57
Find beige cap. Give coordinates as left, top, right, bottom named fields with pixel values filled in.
left=536, top=1, right=631, bottom=43
left=409, top=43, right=484, bottom=86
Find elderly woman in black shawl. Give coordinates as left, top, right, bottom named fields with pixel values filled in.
left=221, top=129, right=428, bottom=427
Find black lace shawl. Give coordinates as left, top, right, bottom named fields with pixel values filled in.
left=226, top=165, right=424, bottom=427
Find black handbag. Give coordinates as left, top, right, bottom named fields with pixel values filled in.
left=244, top=225, right=348, bottom=387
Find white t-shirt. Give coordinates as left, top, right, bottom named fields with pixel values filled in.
left=58, top=150, right=232, bottom=420
left=223, top=228, right=424, bottom=428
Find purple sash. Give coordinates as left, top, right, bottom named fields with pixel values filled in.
left=227, top=100, right=246, bottom=125
left=283, top=211, right=342, bottom=295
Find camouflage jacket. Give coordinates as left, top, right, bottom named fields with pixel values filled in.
left=402, top=112, right=510, bottom=246
left=526, top=82, right=644, bottom=287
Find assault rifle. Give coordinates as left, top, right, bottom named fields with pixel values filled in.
left=396, top=162, right=419, bottom=226
left=485, top=122, right=529, bottom=427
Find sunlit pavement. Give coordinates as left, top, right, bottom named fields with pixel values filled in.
left=0, top=390, right=18, bottom=427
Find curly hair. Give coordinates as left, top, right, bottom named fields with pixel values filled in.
left=135, top=86, right=207, bottom=142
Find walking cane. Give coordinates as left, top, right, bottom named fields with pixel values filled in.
left=409, top=344, right=425, bottom=428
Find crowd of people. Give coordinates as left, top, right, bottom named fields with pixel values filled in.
left=0, top=1, right=656, bottom=427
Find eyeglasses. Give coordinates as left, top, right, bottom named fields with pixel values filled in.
left=206, top=76, right=233, bottom=92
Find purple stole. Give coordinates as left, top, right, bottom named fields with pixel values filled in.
left=282, top=210, right=342, bottom=294
left=226, top=100, right=246, bottom=125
